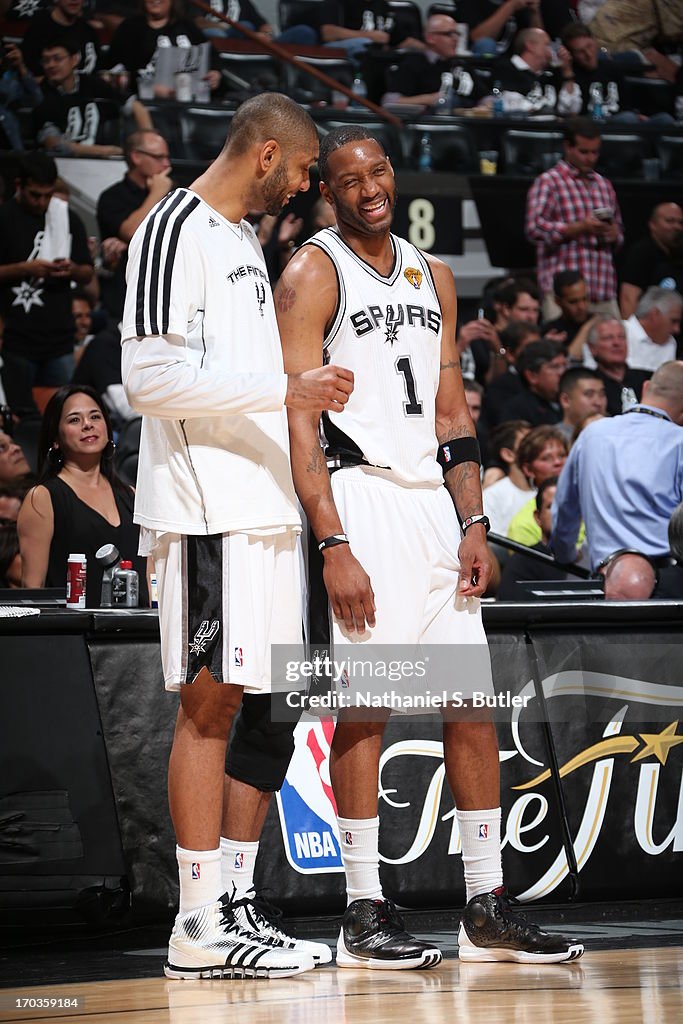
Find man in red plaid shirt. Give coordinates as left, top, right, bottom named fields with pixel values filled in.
left=526, top=117, right=623, bottom=321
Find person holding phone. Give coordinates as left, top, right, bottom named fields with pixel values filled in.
left=525, top=117, right=623, bottom=322
left=0, top=152, right=93, bottom=386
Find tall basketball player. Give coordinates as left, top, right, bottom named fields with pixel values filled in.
left=121, top=95, right=353, bottom=980
left=275, top=126, right=584, bottom=967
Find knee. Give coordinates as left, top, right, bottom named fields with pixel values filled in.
left=179, top=670, right=243, bottom=737
left=226, top=692, right=298, bottom=792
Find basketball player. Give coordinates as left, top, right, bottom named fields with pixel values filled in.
left=275, top=126, right=584, bottom=967
left=121, top=95, right=354, bottom=979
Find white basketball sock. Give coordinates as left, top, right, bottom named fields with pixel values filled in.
left=220, top=837, right=259, bottom=897
left=337, top=815, right=384, bottom=904
left=456, top=808, right=503, bottom=903
left=176, top=845, right=222, bottom=915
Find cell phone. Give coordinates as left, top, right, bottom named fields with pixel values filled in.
left=477, top=307, right=485, bottom=320
left=593, top=207, right=613, bottom=223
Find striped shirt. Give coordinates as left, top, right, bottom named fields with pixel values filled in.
left=525, top=159, right=623, bottom=301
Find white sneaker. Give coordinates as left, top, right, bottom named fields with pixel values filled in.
left=230, top=888, right=332, bottom=965
left=164, top=895, right=316, bottom=979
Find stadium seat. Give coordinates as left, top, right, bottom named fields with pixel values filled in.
left=313, top=109, right=406, bottom=169
left=279, top=0, right=340, bottom=35
left=283, top=55, right=355, bottom=106
left=620, top=76, right=676, bottom=118
left=597, top=133, right=654, bottom=179
left=387, top=0, right=423, bottom=42
left=656, top=136, right=683, bottom=180
left=178, top=107, right=235, bottom=162
left=500, top=130, right=564, bottom=176
left=406, top=120, right=479, bottom=172
left=217, top=51, right=283, bottom=94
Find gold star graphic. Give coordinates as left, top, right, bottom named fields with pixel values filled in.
left=631, top=722, right=683, bottom=766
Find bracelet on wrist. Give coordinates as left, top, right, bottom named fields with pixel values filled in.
left=318, top=533, right=350, bottom=551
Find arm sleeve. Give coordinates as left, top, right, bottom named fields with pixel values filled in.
left=549, top=445, right=583, bottom=562
left=525, top=174, right=566, bottom=246
left=121, top=210, right=287, bottom=418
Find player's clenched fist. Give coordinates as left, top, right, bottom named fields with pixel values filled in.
left=285, top=365, right=354, bottom=411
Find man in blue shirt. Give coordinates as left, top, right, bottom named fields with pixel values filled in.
left=551, top=361, right=683, bottom=568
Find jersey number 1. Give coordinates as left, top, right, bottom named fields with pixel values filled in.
left=396, top=356, right=423, bottom=416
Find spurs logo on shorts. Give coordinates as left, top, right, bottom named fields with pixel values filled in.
left=255, top=281, right=266, bottom=317
left=189, top=619, right=220, bottom=655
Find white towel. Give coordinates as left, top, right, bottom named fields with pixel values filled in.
left=38, top=196, right=71, bottom=261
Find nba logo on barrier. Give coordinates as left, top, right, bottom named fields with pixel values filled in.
left=234, top=647, right=243, bottom=667
left=276, top=718, right=343, bottom=874
left=478, top=824, right=489, bottom=840
left=234, top=852, right=244, bottom=870
left=191, top=862, right=200, bottom=879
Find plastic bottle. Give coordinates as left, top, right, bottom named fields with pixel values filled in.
left=66, top=554, right=87, bottom=610
left=492, top=81, right=505, bottom=117
left=605, top=81, right=619, bottom=115
left=418, top=133, right=433, bottom=172
left=96, top=543, right=120, bottom=607
left=434, top=71, right=454, bottom=115
left=112, top=560, right=139, bottom=608
left=589, top=82, right=604, bottom=120
left=351, top=75, right=367, bottom=108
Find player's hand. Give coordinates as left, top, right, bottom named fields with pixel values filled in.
left=457, top=528, right=492, bottom=598
left=285, top=365, right=354, bottom=412
left=323, top=545, right=376, bottom=633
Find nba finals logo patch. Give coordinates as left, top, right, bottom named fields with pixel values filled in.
left=276, top=719, right=343, bottom=874
left=234, top=852, right=244, bottom=870
left=478, top=824, right=489, bottom=840
left=345, top=831, right=353, bottom=846
left=191, top=863, right=201, bottom=879
left=234, top=647, right=243, bottom=668
left=404, top=267, right=422, bottom=290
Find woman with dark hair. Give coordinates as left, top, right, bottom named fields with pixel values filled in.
left=17, top=385, right=148, bottom=606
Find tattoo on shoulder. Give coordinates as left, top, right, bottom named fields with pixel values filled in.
left=307, top=444, right=326, bottom=475
left=277, top=286, right=296, bottom=314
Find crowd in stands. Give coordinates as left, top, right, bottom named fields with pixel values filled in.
left=0, top=1, right=682, bottom=603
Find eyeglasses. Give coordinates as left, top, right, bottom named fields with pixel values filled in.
left=135, top=149, right=171, bottom=162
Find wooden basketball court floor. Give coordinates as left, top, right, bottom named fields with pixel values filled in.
left=2, top=911, right=682, bottom=1024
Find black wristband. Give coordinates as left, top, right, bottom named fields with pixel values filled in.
left=437, top=436, right=481, bottom=474
left=462, top=514, right=490, bottom=534
left=318, top=533, right=349, bottom=551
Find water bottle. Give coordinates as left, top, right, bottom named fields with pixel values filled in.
left=492, top=81, right=504, bottom=117
left=589, top=82, right=604, bottom=120
left=351, top=75, right=367, bottom=108
left=66, top=553, right=87, bottom=610
left=95, top=543, right=120, bottom=607
left=418, top=133, right=433, bottom=172
left=434, top=71, right=454, bottom=115
left=605, top=81, right=619, bottom=115
left=112, top=560, right=139, bottom=607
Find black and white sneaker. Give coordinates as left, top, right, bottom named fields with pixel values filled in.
left=337, top=898, right=443, bottom=970
left=458, top=887, right=584, bottom=964
left=164, top=893, right=316, bottom=979
left=230, top=888, right=332, bottom=965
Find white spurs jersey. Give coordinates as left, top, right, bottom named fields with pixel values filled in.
left=121, top=188, right=300, bottom=536
left=310, top=228, right=444, bottom=487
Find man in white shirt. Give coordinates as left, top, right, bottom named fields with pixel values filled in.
left=624, top=286, right=682, bottom=373
left=122, top=93, right=352, bottom=981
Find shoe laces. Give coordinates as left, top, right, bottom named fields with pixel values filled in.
left=231, top=887, right=284, bottom=929
left=371, top=898, right=404, bottom=931
left=492, top=888, right=542, bottom=936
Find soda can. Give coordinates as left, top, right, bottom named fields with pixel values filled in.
left=66, top=553, right=87, bottom=609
